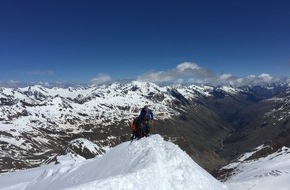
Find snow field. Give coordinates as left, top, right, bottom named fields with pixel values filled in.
left=1, top=135, right=227, bottom=190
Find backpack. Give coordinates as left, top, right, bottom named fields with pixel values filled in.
left=130, top=117, right=140, bottom=131
left=130, top=119, right=136, bottom=131
left=130, top=117, right=142, bottom=139
left=133, top=117, right=141, bottom=132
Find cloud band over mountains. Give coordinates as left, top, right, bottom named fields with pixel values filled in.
left=91, top=62, right=289, bottom=86
left=3, top=63, right=287, bottom=87
left=135, top=62, right=288, bottom=86
left=91, top=73, right=112, bottom=84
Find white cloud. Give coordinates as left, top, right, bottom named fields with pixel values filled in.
left=136, top=61, right=288, bottom=86
left=137, top=71, right=176, bottom=83
left=91, top=73, right=112, bottom=84
left=137, top=62, right=213, bottom=84
left=219, top=73, right=233, bottom=80
left=247, top=74, right=256, bottom=79
left=176, top=62, right=200, bottom=72
left=230, top=73, right=279, bottom=86
left=176, top=78, right=184, bottom=84
left=188, top=78, right=205, bottom=84
left=258, top=73, right=273, bottom=82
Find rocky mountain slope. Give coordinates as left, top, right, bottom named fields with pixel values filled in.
left=217, top=85, right=290, bottom=162
left=0, top=81, right=289, bottom=174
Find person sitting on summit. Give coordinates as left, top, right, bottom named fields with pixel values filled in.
left=139, top=105, right=154, bottom=137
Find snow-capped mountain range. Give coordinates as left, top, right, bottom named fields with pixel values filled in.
left=0, top=81, right=290, bottom=175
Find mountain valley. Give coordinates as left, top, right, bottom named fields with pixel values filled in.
left=0, top=81, right=289, bottom=176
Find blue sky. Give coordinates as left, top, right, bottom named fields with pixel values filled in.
left=0, top=0, right=289, bottom=85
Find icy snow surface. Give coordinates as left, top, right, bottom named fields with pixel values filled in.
left=0, top=135, right=227, bottom=190
left=224, top=146, right=290, bottom=190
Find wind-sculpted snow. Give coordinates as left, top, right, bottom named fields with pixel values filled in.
left=223, top=146, right=290, bottom=190
left=0, top=135, right=228, bottom=190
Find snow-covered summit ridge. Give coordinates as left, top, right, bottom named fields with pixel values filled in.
left=66, top=138, right=106, bottom=157
left=2, top=135, right=227, bottom=190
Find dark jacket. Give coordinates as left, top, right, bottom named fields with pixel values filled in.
left=139, top=108, right=154, bottom=122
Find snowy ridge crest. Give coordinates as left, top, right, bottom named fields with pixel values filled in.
left=20, top=135, right=227, bottom=190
